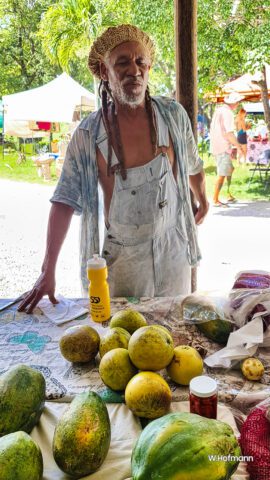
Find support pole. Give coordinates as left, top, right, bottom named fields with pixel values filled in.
left=174, top=0, right=198, bottom=292
left=174, top=0, right=198, bottom=136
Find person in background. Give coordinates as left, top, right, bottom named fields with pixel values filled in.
left=210, top=92, right=245, bottom=206
left=18, top=24, right=209, bottom=313
left=235, top=108, right=250, bottom=164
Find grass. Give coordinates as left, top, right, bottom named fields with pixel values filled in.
left=0, top=150, right=270, bottom=201
left=202, top=152, right=270, bottom=202
left=0, top=151, right=58, bottom=186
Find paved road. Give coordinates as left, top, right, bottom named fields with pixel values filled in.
left=1, top=178, right=270, bottom=297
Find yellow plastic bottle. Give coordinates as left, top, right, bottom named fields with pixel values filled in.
left=87, top=254, right=111, bottom=323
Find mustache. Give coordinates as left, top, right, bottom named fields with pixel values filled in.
left=122, top=78, right=143, bottom=86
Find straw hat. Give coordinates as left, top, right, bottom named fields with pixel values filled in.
left=88, top=24, right=155, bottom=79
left=224, top=92, right=244, bottom=104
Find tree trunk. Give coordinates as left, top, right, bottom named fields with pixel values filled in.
left=252, top=65, right=270, bottom=135
left=261, top=65, right=270, bottom=135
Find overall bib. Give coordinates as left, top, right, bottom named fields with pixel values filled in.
left=97, top=106, right=191, bottom=297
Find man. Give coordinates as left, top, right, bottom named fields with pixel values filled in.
left=19, top=24, right=208, bottom=313
left=210, top=92, right=245, bottom=206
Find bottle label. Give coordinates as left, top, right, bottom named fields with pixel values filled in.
left=90, top=296, right=100, bottom=304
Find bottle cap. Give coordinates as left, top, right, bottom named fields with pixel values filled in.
left=189, top=375, right=217, bottom=398
left=87, top=254, right=106, bottom=270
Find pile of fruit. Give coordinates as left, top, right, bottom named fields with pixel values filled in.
left=0, top=307, right=257, bottom=479
left=60, top=308, right=205, bottom=419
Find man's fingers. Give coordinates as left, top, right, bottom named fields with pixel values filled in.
left=25, top=291, right=44, bottom=314
left=17, top=290, right=36, bottom=311
left=49, top=294, right=59, bottom=305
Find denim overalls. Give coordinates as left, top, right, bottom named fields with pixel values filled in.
left=96, top=106, right=191, bottom=297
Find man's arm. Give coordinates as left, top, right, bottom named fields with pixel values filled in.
left=18, top=202, right=74, bottom=313
left=225, top=132, right=245, bottom=155
left=189, top=170, right=209, bottom=225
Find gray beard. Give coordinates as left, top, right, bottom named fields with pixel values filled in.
left=112, top=83, right=146, bottom=109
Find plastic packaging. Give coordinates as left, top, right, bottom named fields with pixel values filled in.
left=189, top=375, right=218, bottom=419
left=87, top=254, right=111, bottom=323
left=229, top=288, right=270, bottom=330
left=181, top=293, right=234, bottom=344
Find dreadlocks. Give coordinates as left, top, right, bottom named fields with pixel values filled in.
left=99, top=81, right=158, bottom=180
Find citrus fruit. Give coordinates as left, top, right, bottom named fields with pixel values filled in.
left=166, top=345, right=203, bottom=385
left=59, top=325, right=100, bottom=363
left=110, top=309, right=147, bottom=334
left=99, top=348, right=137, bottom=391
left=128, top=325, right=174, bottom=370
left=99, top=327, right=131, bottom=358
left=125, top=371, right=172, bottom=418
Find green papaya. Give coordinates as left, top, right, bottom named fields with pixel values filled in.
left=0, top=364, right=46, bottom=436
left=0, top=431, right=43, bottom=480
left=53, top=391, right=111, bottom=477
left=132, top=412, right=241, bottom=480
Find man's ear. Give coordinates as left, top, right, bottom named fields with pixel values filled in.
left=100, top=62, right=108, bottom=81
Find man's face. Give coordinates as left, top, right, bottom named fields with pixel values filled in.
left=229, top=102, right=239, bottom=111
left=101, top=41, right=151, bottom=108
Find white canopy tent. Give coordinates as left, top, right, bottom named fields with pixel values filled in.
left=244, top=102, right=270, bottom=114
left=3, top=73, right=96, bottom=135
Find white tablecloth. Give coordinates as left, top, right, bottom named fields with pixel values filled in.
left=30, top=401, right=248, bottom=480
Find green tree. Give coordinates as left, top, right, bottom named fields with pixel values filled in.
left=0, top=0, right=60, bottom=95
left=197, top=0, right=270, bottom=129
left=38, top=0, right=175, bottom=95
left=130, top=0, right=175, bottom=95
left=38, top=0, right=132, bottom=89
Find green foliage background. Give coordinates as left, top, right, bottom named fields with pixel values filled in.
left=1, top=1, right=270, bottom=99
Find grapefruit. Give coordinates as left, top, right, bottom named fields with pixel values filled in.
left=110, top=309, right=147, bottom=334
left=128, top=325, right=174, bottom=370
left=99, top=327, right=131, bottom=358
left=59, top=325, right=100, bottom=363
left=166, top=345, right=203, bottom=385
left=99, top=348, right=137, bottom=391
left=125, top=371, right=172, bottom=418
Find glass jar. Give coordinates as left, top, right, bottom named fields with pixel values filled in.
left=189, top=375, right=218, bottom=419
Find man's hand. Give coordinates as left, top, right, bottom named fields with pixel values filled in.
left=194, top=200, right=209, bottom=225
left=18, top=271, right=58, bottom=314
left=189, top=171, right=209, bottom=225
left=17, top=202, right=74, bottom=314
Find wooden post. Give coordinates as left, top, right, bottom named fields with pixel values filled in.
left=174, top=0, right=198, bottom=136
left=174, top=0, right=198, bottom=292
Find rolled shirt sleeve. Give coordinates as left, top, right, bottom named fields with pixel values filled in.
left=50, top=129, right=82, bottom=214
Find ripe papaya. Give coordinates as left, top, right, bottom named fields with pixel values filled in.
left=132, top=412, right=241, bottom=480
left=0, top=364, right=45, bottom=437
left=0, top=431, right=43, bottom=480
left=53, top=391, right=111, bottom=477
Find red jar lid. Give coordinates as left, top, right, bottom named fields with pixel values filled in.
left=190, top=375, right=217, bottom=398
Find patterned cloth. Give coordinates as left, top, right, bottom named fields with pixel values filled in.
left=247, top=141, right=270, bottom=164
left=1, top=296, right=270, bottom=416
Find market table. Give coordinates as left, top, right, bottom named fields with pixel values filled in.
left=1, top=296, right=268, bottom=479
left=247, top=140, right=270, bottom=165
